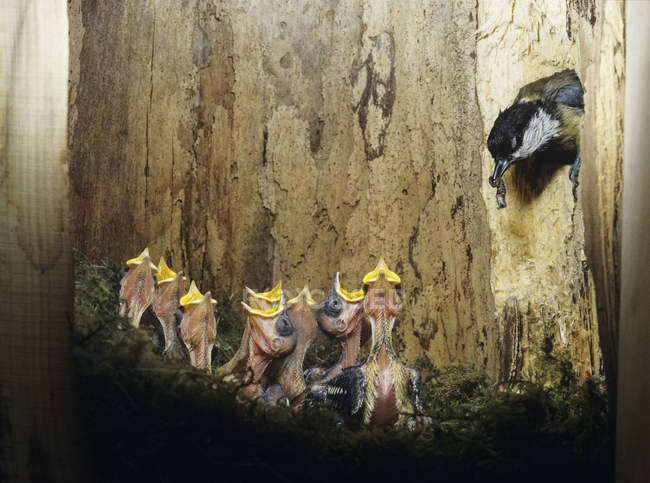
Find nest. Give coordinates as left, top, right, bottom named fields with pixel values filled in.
left=73, top=251, right=613, bottom=483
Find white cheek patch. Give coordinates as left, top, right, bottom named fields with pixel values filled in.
left=511, top=109, right=559, bottom=160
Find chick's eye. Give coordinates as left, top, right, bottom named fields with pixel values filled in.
left=326, top=296, right=342, bottom=317
left=275, top=316, right=293, bottom=337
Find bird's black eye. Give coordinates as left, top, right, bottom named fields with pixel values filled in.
left=326, top=295, right=343, bottom=317
left=174, top=308, right=184, bottom=324
left=275, top=315, right=294, bottom=337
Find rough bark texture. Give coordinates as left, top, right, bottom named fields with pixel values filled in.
left=617, top=2, right=650, bottom=481
left=0, top=2, right=88, bottom=480
left=69, top=0, right=496, bottom=372
left=68, top=1, right=623, bottom=380
left=498, top=297, right=523, bottom=382
left=580, top=0, right=624, bottom=409
left=476, top=0, right=623, bottom=383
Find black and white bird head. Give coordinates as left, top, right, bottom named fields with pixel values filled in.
left=487, top=100, right=560, bottom=181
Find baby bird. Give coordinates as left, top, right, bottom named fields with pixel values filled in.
left=238, top=297, right=297, bottom=402
left=213, top=281, right=283, bottom=379
left=305, top=273, right=365, bottom=385
left=151, top=257, right=186, bottom=360
left=179, top=281, right=218, bottom=371
left=308, top=258, right=427, bottom=429
left=119, top=248, right=157, bottom=328
left=487, top=69, right=584, bottom=207
left=266, top=286, right=320, bottom=407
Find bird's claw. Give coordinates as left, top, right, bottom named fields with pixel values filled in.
left=568, top=149, right=581, bottom=201
left=569, top=170, right=579, bottom=201
left=304, top=384, right=328, bottom=406
left=417, top=415, right=433, bottom=426
left=405, top=415, right=432, bottom=431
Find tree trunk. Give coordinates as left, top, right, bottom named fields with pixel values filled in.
left=68, top=1, right=623, bottom=384
left=476, top=0, right=623, bottom=391
left=0, top=2, right=88, bottom=481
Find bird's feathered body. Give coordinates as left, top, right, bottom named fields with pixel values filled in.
left=515, top=69, right=584, bottom=108
left=515, top=69, right=583, bottom=150
left=487, top=69, right=584, bottom=206
left=213, top=283, right=282, bottom=380
left=119, top=248, right=157, bottom=328
left=179, top=282, right=218, bottom=371
left=152, top=258, right=186, bottom=359
left=308, top=260, right=425, bottom=429
left=265, top=287, right=319, bottom=406
left=304, top=274, right=365, bottom=386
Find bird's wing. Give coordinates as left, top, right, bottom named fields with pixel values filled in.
left=544, top=69, right=584, bottom=110
left=323, top=365, right=366, bottom=416
left=514, top=77, right=547, bottom=103
left=407, top=367, right=424, bottom=413
left=515, top=69, right=584, bottom=110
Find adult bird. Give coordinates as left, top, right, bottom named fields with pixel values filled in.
left=487, top=69, right=584, bottom=207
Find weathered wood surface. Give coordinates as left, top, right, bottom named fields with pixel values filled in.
left=69, top=0, right=497, bottom=372
left=498, top=297, right=523, bottom=382
left=581, top=0, right=625, bottom=412
left=476, top=0, right=623, bottom=384
left=617, top=2, right=650, bottom=481
left=0, top=2, right=88, bottom=481
left=69, top=1, right=623, bottom=381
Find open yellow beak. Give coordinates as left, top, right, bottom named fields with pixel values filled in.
left=155, top=257, right=178, bottom=284
left=246, top=281, right=283, bottom=302
left=287, top=285, right=318, bottom=307
left=241, top=298, right=285, bottom=317
left=334, top=273, right=364, bottom=302
left=181, top=281, right=217, bottom=306
left=362, top=257, right=401, bottom=285
left=126, top=247, right=157, bottom=269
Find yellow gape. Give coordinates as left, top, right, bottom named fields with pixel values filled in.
left=362, top=257, right=401, bottom=285
left=155, top=257, right=178, bottom=285
left=126, top=247, right=157, bottom=269
left=181, top=281, right=216, bottom=306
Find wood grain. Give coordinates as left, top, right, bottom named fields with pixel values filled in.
left=68, top=1, right=623, bottom=382
left=0, top=1, right=88, bottom=480
left=68, top=0, right=497, bottom=373
left=581, top=0, right=624, bottom=413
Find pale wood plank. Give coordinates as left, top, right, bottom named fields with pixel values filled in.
left=0, top=2, right=88, bottom=480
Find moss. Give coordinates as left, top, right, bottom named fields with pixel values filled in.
left=212, top=292, right=247, bottom=368
left=73, top=253, right=613, bottom=483
left=73, top=249, right=126, bottom=343
left=304, top=335, right=341, bottom=370
left=415, top=355, right=438, bottom=374
left=526, top=300, right=540, bottom=324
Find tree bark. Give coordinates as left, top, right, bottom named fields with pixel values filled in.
left=476, top=0, right=623, bottom=385
left=0, top=2, right=88, bottom=481
left=68, top=1, right=623, bottom=382
left=581, top=0, right=625, bottom=417
left=69, top=0, right=497, bottom=373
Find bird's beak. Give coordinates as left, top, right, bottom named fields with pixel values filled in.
left=490, top=159, right=512, bottom=183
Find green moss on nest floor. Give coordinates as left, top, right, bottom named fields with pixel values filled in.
left=73, top=253, right=614, bottom=483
